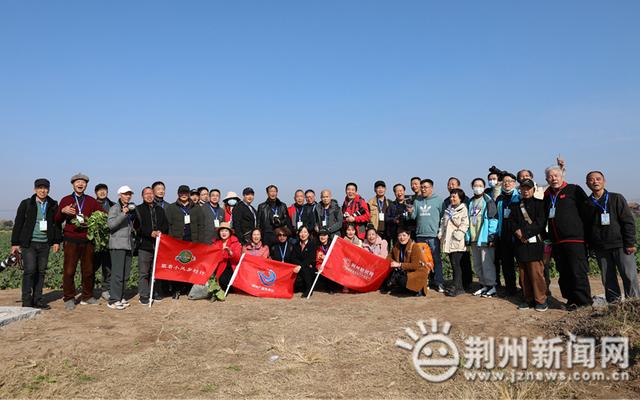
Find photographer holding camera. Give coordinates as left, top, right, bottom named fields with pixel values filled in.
left=257, top=185, right=293, bottom=246
left=11, top=178, right=62, bottom=309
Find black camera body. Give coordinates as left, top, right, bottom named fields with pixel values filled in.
left=0, top=253, right=21, bottom=273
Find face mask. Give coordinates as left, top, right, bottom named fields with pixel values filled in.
left=488, top=180, right=498, bottom=188
left=502, top=187, right=514, bottom=195
left=227, top=199, right=237, bottom=206
left=473, top=187, right=484, bottom=196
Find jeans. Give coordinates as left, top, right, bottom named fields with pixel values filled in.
left=21, top=241, right=50, bottom=306
left=417, top=237, right=444, bottom=286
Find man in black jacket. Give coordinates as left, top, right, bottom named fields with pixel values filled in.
left=585, top=171, right=639, bottom=303
left=193, top=188, right=226, bottom=245
left=257, top=185, right=292, bottom=246
left=544, top=166, right=592, bottom=309
left=136, top=187, right=169, bottom=304
left=232, top=187, right=258, bottom=245
left=10, top=178, right=62, bottom=309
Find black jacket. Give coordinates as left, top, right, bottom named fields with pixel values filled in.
left=11, top=195, right=62, bottom=247
left=257, top=199, right=293, bottom=244
left=509, top=198, right=546, bottom=262
left=544, top=183, right=588, bottom=243
left=165, top=200, right=200, bottom=242
left=314, top=199, right=343, bottom=237
left=386, top=200, right=411, bottom=241
left=291, top=238, right=317, bottom=269
left=193, top=203, right=226, bottom=244
left=584, top=191, right=636, bottom=250
left=232, top=201, right=258, bottom=245
left=269, top=238, right=297, bottom=264
left=136, top=202, right=169, bottom=251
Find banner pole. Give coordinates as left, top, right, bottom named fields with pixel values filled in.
left=148, top=234, right=161, bottom=308
left=224, top=253, right=245, bottom=298
left=306, top=235, right=338, bottom=300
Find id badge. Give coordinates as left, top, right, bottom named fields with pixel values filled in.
left=322, top=220, right=327, bottom=227
left=601, top=213, right=610, bottom=226
left=184, top=215, right=191, bottom=224
left=503, top=208, right=511, bottom=218
left=378, top=212, right=385, bottom=222
left=39, top=220, right=48, bottom=231
left=527, top=236, right=537, bottom=243
left=214, top=219, right=220, bottom=228
left=297, top=221, right=303, bottom=229
left=76, top=214, right=85, bottom=224
left=549, top=207, right=556, bottom=219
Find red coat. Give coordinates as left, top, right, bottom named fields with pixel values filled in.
left=342, top=194, right=370, bottom=239
left=224, top=206, right=233, bottom=223
left=212, top=235, right=242, bottom=279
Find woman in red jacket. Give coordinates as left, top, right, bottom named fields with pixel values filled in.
left=212, top=222, right=242, bottom=291
left=242, top=228, right=270, bottom=258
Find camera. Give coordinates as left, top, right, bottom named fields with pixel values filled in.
left=272, top=214, right=282, bottom=227
left=0, top=253, right=21, bottom=272
left=127, top=203, right=136, bottom=211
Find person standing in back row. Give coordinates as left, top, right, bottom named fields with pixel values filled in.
left=368, top=180, right=391, bottom=242
left=232, top=187, right=258, bottom=245
left=93, top=183, right=115, bottom=301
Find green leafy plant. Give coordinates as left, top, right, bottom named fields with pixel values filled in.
left=72, top=212, right=110, bottom=252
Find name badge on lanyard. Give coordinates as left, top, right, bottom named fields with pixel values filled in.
left=548, top=207, right=556, bottom=219
left=39, top=221, right=48, bottom=231
left=39, top=201, right=48, bottom=231
left=601, top=213, right=610, bottom=226
left=214, top=219, right=220, bottom=228
left=297, top=221, right=303, bottom=229
left=322, top=220, right=327, bottom=227
left=591, top=193, right=610, bottom=226
left=184, top=215, right=191, bottom=224
left=503, top=208, right=511, bottom=218
left=378, top=212, right=385, bottom=222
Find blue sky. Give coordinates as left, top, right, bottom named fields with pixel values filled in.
left=1, top=1, right=639, bottom=217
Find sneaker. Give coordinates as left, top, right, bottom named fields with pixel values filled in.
left=33, top=302, right=51, bottom=310
left=446, top=289, right=465, bottom=297
left=121, top=298, right=130, bottom=305
left=518, top=302, right=531, bottom=310
left=139, top=298, right=150, bottom=305
left=535, top=303, right=549, bottom=312
left=119, top=300, right=131, bottom=308
left=107, top=302, right=125, bottom=310
left=481, top=287, right=497, bottom=298
left=437, top=284, right=445, bottom=293
left=80, top=297, right=99, bottom=305
left=64, top=299, right=76, bottom=311
left=473, top=287, right=488, bottom=296
left=101, top=291, right=110, bottom=301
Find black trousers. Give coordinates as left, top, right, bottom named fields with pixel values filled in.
left=93, top=250, right=112, bottom=292
left=449, top=251, right=465, bottom=291
left=553, top=242, right=593, bottom=306
left=461, top=251, right=473, bottom=290
left=21, top=242, right=50, bottom=306
left=497, top=239, right=517, bottom=293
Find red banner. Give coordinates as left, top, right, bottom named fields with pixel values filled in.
left=320, top=237, right=391, bottom=292
left=229, top=254, right=298, bottom=299
left=153, top=234, right=222, bottom=285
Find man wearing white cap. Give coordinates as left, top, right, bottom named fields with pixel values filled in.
left=106, top=186, right=138, bottom=310
left=55, top=173, right=101, bottom=310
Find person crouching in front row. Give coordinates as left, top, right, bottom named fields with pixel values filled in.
left=382, top=227, right=429, bottom=296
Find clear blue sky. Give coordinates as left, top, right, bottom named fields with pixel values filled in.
left=1, top=1, right=639, bottom=218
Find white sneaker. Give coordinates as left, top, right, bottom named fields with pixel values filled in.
left=118, top=300, right=131, bottom=308
left=481, top=287, right=497, bottom=298
left=107, top=302, right=125, bottom=310
left=473, top=287, right=487, bottom=296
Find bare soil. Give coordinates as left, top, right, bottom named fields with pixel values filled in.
left=0, top=277, right=637, bottom=399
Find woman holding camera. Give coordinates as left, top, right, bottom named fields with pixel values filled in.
left=107, top=186, right=139, bottom=310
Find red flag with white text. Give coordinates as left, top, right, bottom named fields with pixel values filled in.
left=229, top=254, right=298, bottom=299
left=320, top=236, right=391, bottom=292
left=153, top=234, right=222, bottom=285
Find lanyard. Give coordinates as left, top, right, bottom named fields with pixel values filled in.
left=590, top=192, right=609, bottom=213
left=321, top=244, right=328, bottom=253
left=296, top=206, right=304, bottom=222
left=38, top=200, right=47, bottom=220
left=279, top=242, right=288, bottom=261
left=244, top=201, right=257, bottom=225
left=180, top=205, right=190, bottom=216
left=550, top=187, right=564, bottom=208
left=377, top=198, right=384, bottom=212
left=73, top=194, right=85, bottom=214
left=272, top=205, right=279, bottom=215
left=323, top=208, right=329, bottom=222
left=208, top=203, right=219, bottom=219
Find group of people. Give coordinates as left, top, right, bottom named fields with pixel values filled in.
left=9, top=160, right=639, bottom=312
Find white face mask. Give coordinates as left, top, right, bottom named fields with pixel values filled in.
left=226, top=199, right=237, bottom=206
left=473, top=187, right=485, bottom=196
left=488, top=180, right=498, bottom=188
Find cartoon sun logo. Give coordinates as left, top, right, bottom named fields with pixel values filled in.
left=175, top=250, right=196, bottom=264
left=396, top=319, right=460, bottom=383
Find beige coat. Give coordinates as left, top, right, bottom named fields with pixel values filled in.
left=437, top=203, right=469, bottom=254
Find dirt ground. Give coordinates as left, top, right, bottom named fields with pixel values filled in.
left=0, top=277, right=637, bottom=399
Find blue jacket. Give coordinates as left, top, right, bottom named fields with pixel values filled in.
left=465, top=194, right=498, bottom=246
left=496, top=190, right=521, bottom=236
